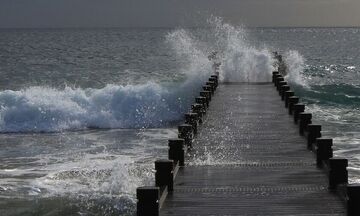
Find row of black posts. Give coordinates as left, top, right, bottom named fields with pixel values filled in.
left=273, top=71, right=360, bottom=216
left=136, top=70, right=220, bottom=216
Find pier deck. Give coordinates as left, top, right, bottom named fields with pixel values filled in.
left=161, top=83, right=345, bottom=215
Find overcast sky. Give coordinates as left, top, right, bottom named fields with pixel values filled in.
left=0, top=0, right=360, bottom=28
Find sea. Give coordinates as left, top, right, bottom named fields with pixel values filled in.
left=0, top=18, right=359, bottom=215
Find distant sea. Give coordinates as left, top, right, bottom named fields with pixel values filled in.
left=0, top=19, right=359, bottom=215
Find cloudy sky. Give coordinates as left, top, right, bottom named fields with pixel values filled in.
left=0, top=0, right=359, bottom=28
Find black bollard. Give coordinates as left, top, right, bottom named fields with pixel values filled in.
left=168, top=139, right=185, bottom=166
left=155, top=159, right=174, bottom=192
left=293, top=104, right=305, bottom=123
left=307, top=124, right=321, bottom=149
left=191, top=103, right=204, bottom=123
left=272, top=71, right=279, bottom=83
left=178, top=124, right=193, bottom=147
left=284, top=91, right=295, bottom=108
left=210, top=75, right=218, bottom=81
left=288, top=96, right=299, bottom=115
left=277, top=81, right=287, bottom=92
left=185, top=113, right=198, bottom=134
left=299, top=113, right=312, bottom=135
left=209, top=77, right=218, bottom=88
left=274, top=75, right=283, bottom=87
left=196, top=96, right=208, bottom=109
left=347, top=184, right=360, bottom=216
left=137, top=186, right=160, bottom=216
left=200, top=91, right=212, bottom=102
left=275, top=77, right=284, bottom=88
left=203, top=85, right=214, bottom=95
left=206, top=81, right=216, bottom=91
left=316, top=138, right=333, bottom=167
left=280, top=85, right=290, bottom=100
left=329, top=158, right=348, bottom=190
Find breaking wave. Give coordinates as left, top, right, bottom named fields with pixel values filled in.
left=0, top=17, right=308, bottom=133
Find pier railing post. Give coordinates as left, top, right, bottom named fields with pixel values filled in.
left=206, top=81, right=216, bottom=91
left=299, top=113, right=312, bottom=135
left=191, top=104, right=204, bottom=123
left=274, top=73, right=282, bottom=87
left=347, top=184, right=360, bottom=216
left=316, top=138, right=333, bottom=167
left=329, top=158, right=348, bottom=190
left=200, top=91, right=212, bottom=102
left=185, top=113, right=198, bottom=134
left=209, top=77, right=218, bottom=88
left=155, top=159, right=174, bottom=192
left=203, top=85, right=214, bottom=95
left=307, top=124, right=321, bottom=149
left=272, top=71, right=279, bottom=83
left=280, top=85, right=290, bottom=100
left=277, top=81, right=287, bottom=92
left=178, top=124, right=193, bottom=147
left=288, top=96, right=299, bottom=115
left=284, top=91, right=295, bottom=108
left=275, top=77, right=284, bottom=88
left=168, top=139, right=185, bottom=166
left=137, top=186, right=160, bottom=216
left=196, top=96, right=208, bottom=109
left=210, top=75, right=218, bottom=83
left=293, top=104, right=305, bottom=123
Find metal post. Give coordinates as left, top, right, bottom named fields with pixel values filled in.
left=329, top=158, right=348, bottom=190
left=155, top=159, right=174, bottom=192
left=168, top=139, right=185, bottom=166
left=137, top=186, right=160, bottom=216
left=316, top=138, right=333, bottom=167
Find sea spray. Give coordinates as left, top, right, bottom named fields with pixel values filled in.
left=0, top=18, right=315, bottom=132
left=0, top=30, right=212, bottom=132
left=283, top=50, right=308, bottom=87
left=206, top=16, right=275, bottom=82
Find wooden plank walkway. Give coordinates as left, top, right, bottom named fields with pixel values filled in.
left=160, top=83, right=345, bottom=215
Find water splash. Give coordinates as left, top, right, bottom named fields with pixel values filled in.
left=283, top=50, right=308, bottom=87
left=207, top=16, right=275, bottom=82
left=0, top=29, right=213, bottom=133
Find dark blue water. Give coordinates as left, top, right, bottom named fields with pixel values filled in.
left=0, top=21, right=359, bottom=215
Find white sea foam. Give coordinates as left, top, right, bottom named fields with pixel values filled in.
left=0, top=18, right=307, bottom=133
left=0, top=28, right=212, bottom=133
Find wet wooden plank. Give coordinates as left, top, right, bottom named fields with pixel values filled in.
left=161, top=83, right=345, bottom=215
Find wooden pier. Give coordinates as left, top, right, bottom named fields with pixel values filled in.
left=136, top=68, right=360, bottom=215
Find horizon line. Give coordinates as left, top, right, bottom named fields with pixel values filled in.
left=1, top=26, right=360, bottom=30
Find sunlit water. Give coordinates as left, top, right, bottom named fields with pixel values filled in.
left=0, top=19, right=359, bottom=215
